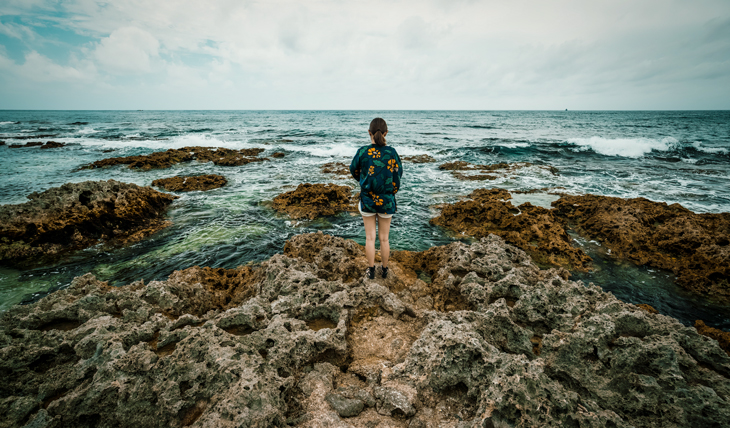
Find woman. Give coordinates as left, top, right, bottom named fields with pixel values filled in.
left=349, top=118, right=403, bottom=280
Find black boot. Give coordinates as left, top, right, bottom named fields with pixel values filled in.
left=365, top=266, right=375, bottom=280
left=381, top=266, right=389, bottom=279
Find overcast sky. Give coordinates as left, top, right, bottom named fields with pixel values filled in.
left=0, top=0, right=728, bottom=110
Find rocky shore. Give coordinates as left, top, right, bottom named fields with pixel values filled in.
left=1, top=232, right=729, bottom=427
left=0, top=180, right=177, bottom=266
left=152, top=175, right=228, bottom=192
left=438, top=162, right=558, bottom=181
left=83, top=147, right=268, bottom=170
left=432, top=188, right=730, bottom=304
left=272, top=183, right=356, bottom=220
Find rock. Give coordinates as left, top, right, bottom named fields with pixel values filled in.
left=40, top=141, right=65, bottom=149
left=0, top=141, right=5, bottom=146
left=8, top=144, right=23, bottom=148
left=0, top=180, right=178, bottom=266
left=320, top=162, right=351, bottom=177
left=272, top=183, right=356, bottom=220
left=25, top=141, right=43, bottom=147
left=695, top=320, right=730, bottom=356
left=439, top=161, right=558, bottom=180
left=553, top=194, right=730, bottom=303
left=152, top=174, right=227, bottom=192
left=402, top=154, right=435, bottom=163
left=373, top=386, right=416, bottom=417
left=430, top=188, right=592, bottom=271
left=272, top=152, right=285, bottom=158
left=325, top=393, right=364, bottom=417
left=83, top=146, right=268, bottom=170
left=1, top=232, right=729, bottom=427
left=636, top=304, right=659, bottom=314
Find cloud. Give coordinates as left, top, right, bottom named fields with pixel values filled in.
left=92, top=26, right=159, bottom=74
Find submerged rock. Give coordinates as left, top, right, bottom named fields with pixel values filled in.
left=0, top=180, right=177, bottom=266
left=152, top=174, right=227, bottom=192
left=40, top=141, right=65, bottom=149
left=272, top=183, right=356, bottom=220
left=439, top=161, right=558, bottom=181
left=402, top=155, right=436, bottom=164
left=695, top=320, right=730, bottom=356
left=9, top=142, right=44, bottom=148
left=272, top=152, right=286, bottom=158
left=320, top=162, right=351, bottom=177
left=83, top=146, right=267, bottom=170
left=431, top=188, right=592, bottom=271
left=1, top=232, right=728, bottom=427
left=553, top=194, right=730, bottom=303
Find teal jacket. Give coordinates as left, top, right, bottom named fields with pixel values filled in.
left=349, top=144, right=403, bottom=215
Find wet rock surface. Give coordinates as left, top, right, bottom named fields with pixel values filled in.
left=553, top=194, right=730, bottom=303
left=695, top=320, right=730, bottom=356
left=438, top=161, right=558, bottom=181
left=2, top=232, right=729, bottom=427
left=431, top=188, right=592, bottom=271
left=272, top=183, right=356, bottom=220
left=152, top=175, right=228, bottom=192
left=0, top=180, right=177, bottom=266
left=40, top=141, right=66, bottom=149
left=402, top=155, right=436, bottom=164
left=83, top=147, right=267, bottom=170
left=320, top=162, right=351, bottom=177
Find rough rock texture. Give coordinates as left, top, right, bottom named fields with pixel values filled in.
left=431, top=188, right=592, bottom=271
left=439, top=162, right=558, bottom=181
left=553, top=194, right=730, bottom=302
left=320, top=162, right=351, bottom=177
left=695, top=320, right=730, bottom=356
left=83, top=147, right=267, bottom=170
left=272, top=152, right=286, bottom=158
left=40, top=141, right=66, bottom=149
left=2, top=232, right=729, bottom=428
left=402, top=155, right=436, bottom=164
left=152, top=175, right=228, bottom=192
left=0, top=180, right=178, bottom=266
left=272, top=183, right=356, bottom=220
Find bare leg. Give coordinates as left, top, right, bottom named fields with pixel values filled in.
left=363, top=215, right=377, bottom=267
left=377, top=216, right=392, bottom=268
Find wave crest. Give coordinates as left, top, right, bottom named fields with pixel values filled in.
left=566, top=137, right=679, bottom=158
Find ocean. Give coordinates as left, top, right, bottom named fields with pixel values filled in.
left=1, top=110, right=729, bottom=328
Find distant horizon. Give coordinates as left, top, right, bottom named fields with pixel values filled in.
left=2, top=109, right=730, bottom=112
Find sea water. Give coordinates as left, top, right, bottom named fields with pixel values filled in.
left=1, top=111, right=729, bottom=328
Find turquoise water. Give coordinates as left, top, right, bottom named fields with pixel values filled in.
left=1, top=111, right=729, bottom=328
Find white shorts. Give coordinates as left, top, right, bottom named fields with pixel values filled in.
left=359, top=202, right=393, bottom=219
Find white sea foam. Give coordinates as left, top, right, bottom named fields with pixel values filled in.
left=0, top=121, right=16, bottom=125
left=692, top=141, right=728, bottom=154
left=566, top=136, right=679, bottom=158
left=497, top=142, right=530, bottom=148
left=73, top=133, right=251, bottom=150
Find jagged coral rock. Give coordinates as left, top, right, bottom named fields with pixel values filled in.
left=402, top=155, right=436, bottom=164
left=2, top=233, right=729, bottom=427
left=430, top=188, right=592, bottom=271
left=152, top=174, right=227, bottom=192
left=272, top=183, right=356, bottom=220
left=695, top=320, right=730, bottom=356
left=553, top=194, right=730, bottom=303
left=83, top=146, right=267, bottom=170
left=0, top=180, right=177, bottom=265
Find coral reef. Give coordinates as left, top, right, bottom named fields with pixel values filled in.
left=152, top=175, right=228, bottom=192
left=83, top=147, right=267, bottom=170
left=430, top=188, right=592, bottom=271
left=553, top=194, right=730, bottom=303
left=0, top=180, right=177, bottom=266
left=272, top=183, right=356, bottom=220
left=1, top=233, right=728, bottom=427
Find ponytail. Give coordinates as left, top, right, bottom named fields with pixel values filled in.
left=369, top=117, right=388, bottom=147
left=373, top=130, right=386, bottom=146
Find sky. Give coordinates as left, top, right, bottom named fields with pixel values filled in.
left=0, top=0, right=729, bottom=110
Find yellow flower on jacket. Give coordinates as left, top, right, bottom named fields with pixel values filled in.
left=374, top=196, right=383, bottom=206
left=387, top=159, right=399, bottom=172
left=368, top=166, right=375, bottom=175
left=368, top=148, right=381, bottom=158
left=392, top=183, right=398, bottom=194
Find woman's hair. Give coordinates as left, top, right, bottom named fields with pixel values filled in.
left=369, top=118, right=388, bottom=147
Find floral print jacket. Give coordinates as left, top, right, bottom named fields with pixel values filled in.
left=349, top=144, right=403, bottom=215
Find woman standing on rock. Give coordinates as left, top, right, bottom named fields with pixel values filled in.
left=349, top=118, right=403, bottom=280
